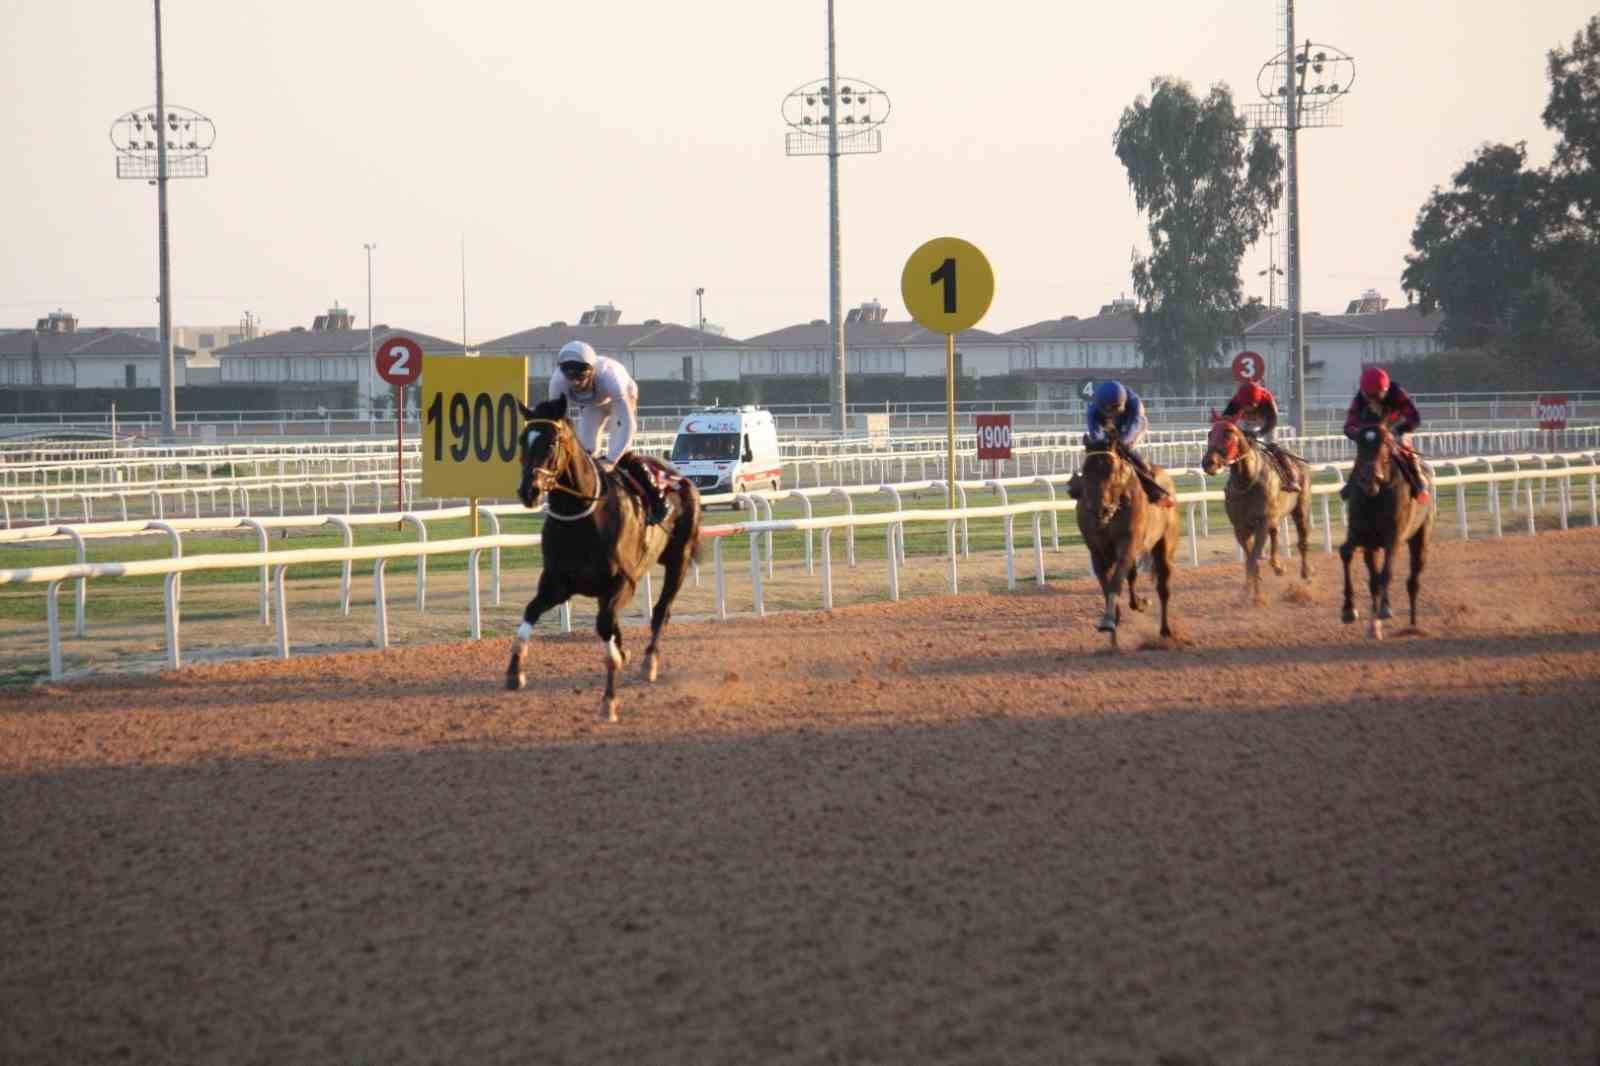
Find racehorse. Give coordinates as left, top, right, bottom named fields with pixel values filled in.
left=1339, top=424, right=1435, bottom=639
left=1200, top=413, right=1312, bottom=604
left=506, top=396, right=702, bottom=721
left=1074, top=439, right=1180, bottom=648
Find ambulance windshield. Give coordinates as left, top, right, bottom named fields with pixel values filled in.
left=672, top=432, right=740, bottom=462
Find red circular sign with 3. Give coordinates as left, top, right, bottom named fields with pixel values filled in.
left=1231, top=350, right=1264, bottom=384
left=375, top=336, right=423, bottom=386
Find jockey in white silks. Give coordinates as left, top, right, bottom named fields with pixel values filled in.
left=546, top=340, right=668, bottom=524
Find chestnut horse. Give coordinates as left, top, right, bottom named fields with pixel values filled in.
left=1074, top=439, right=1180, bottom=648
left=507, top=396, right=701, bottom=721
left=1200, top=415, right=1312, bottom=604
left=1339, top=424, right=1435, bottom=639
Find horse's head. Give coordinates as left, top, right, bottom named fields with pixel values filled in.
left=1079, top=441, right=1131, bottom=525
left=1350, top=423, right=1394, bottom=498
left=516, top=395, right=571, bottom=508
left=1201, top=412, right=1244, bottom=476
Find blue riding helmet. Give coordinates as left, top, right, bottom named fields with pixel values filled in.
left=1092, top=380, right=1127, bottom=413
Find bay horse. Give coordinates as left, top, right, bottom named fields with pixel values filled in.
left=1200, top=414, right=1312, bottom=604
left=1074, top=439, right=1180, bottom=648
left=1339, top=424, right=1435, bottom=639
left=507, top=396, right=702, bottom=721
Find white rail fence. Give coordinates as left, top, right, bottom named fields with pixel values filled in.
left=2, top=452, right=1595, bottom=682
left=9, top=425, right=1597, bottom=530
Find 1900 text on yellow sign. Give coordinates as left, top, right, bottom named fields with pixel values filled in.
left=420, top=355, right=529, bottom=499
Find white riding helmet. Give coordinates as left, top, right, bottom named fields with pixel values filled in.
left=557, top=340, right=598, bottom=368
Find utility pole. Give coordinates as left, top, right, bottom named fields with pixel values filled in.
left=364, top=242, right=377, bottom=418
left=781, top=4, right=889, bottom=436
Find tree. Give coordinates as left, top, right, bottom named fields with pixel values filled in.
left=1400, top=142, right=1549, bottom=349
left=1113, top=77, right=1282, bottom=395
left=1543, top=15, right=1600, bottom=234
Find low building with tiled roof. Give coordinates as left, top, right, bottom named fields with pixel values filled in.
left=1004, top=298, right=1157, bottom=403
left=741, top=301, right=1024, bottom=385
left=1243, top=297, right=1444, bottom=398
left=0, top=311, right=195, bottom=389
left=213, top=306, right=458, bottom=412
left=477, top=303, right=746, bottom=395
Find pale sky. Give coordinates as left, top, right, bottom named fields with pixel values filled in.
left=1, top=0, right=1591, bottom=343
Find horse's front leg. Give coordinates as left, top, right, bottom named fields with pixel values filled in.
left=1364, top=546, right=1387, bottom=639
left=507, top=574, right=570, bottom=691
left=1376, top=539, right=1398, bottom=621
left=1339, top=540, right=1358, bottom=624
left=1126, top=552, right=1146, bottom=612
left=1098, top=544, right=1136, bottom=642
left=1246, top=524, right=1269, bottom=606
left=1267, top=522, right=1286, bottom=577
left=1292, top=495, right=1313, bottom=580
left=595, top=587, right=630, bottom=723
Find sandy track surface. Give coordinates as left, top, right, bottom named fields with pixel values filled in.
left=2, top=530, right=1598, bottom=1065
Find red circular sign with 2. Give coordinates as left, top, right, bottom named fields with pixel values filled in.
left=1232, top=350, right=1264, bottom=384
left=375, top=336, right=423, bottom=386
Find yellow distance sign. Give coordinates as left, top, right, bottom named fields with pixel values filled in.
left=901, top=236, right=995, bottom=334
left=420, top=354, right=529, bottom=499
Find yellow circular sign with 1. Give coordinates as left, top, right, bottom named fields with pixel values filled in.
left=901, top=237, right=995, bottom=334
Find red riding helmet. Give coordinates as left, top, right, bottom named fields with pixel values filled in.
left=1359, top=366, right=1390, bottom=398
left=1237, top=382, right=1271, bottom=407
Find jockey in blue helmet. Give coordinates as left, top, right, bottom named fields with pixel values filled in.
left=1070, top=380, right=1174, bottom=507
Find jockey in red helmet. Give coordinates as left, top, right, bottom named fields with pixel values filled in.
left=1220, top=381, right=1301, bottom=491
left=1342, top=366, right=1429, bottom=504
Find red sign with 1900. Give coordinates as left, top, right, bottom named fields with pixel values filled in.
left=975, top=413, right=1013, bottom=460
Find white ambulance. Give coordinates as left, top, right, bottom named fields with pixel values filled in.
left=669, top=406, right=783, bottom=496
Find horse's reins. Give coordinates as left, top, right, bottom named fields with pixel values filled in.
left=522, top=418, right=605, bottom=519
left=1214, top=423, right=1266, bottom=494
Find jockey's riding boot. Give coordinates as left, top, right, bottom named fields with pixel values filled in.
left=1143, top=480, right=1176, bottom=509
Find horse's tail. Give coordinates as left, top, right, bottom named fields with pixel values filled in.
left=678, top=481, right=703, bottom=564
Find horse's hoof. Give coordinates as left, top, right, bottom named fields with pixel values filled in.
left=1377, top=603, right=1394, bottom=621
left=506, top=671, right=525, bottom=691
left=1341, top=606, right=1358, bottom=624
left=1129, top=596, right=1146, bottom=612
left=1270, top=564, right=1286, bottom=577
left=600, top=697, right=619, bottom=723
left=642, top=652, right=659, bottom=683
left=1368, top=619, right=1384, bottom=640
left=1095, top=618, right=1117, bottom=633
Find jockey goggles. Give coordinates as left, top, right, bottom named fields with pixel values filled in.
left=559, top=361, right=593, bottom=380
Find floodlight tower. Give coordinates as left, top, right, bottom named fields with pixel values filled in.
left=1247, top=0, right=1353, bottom=435
left=782, top=1, right=890, bottom=434
left=109, top=0, right=214, bottom=440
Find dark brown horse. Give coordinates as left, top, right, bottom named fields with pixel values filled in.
left=1074, top=439, right=1180, bottom=648
left=1201, top=414, right=1312, bottom=604
left=1339, top=424, right=1435, bottom=639
left=507, top=396, right=702, bottom=721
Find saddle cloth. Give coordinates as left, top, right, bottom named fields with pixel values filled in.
left=614, top=453, right=688, bottom=501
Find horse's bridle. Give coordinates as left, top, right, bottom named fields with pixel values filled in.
left=521, top=418, right=605, bottom=514
left=1081, top=449, right=1126, bottom=524
left=1209, top=421, right=1264, bottom=492
left=1351, top=426, right=1392, bottom=494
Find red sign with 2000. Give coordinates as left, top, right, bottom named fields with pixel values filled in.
left=975, top=413, right=1013, bottom=460
left=1536, top=395, right=1569, bottom=430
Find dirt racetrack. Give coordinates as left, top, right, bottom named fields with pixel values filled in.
left=2, top=529, right=1598, bottom=1065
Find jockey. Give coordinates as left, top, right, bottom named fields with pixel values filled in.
left=1070, top=379, right=1175, bottom=508
left=1343, top=366, right=1429, bottom=505
left=1221, top=380, right=1301, bottom=492
left=547, top=340, right=669, bottom=525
